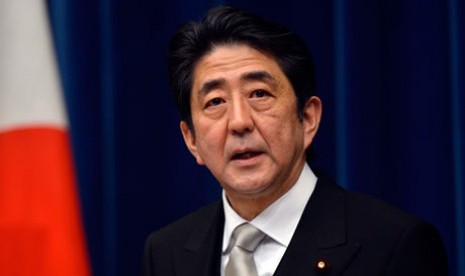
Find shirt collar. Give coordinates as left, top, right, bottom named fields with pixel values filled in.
left=222, top=163, right=317, bottom=252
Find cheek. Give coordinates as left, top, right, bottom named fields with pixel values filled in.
left=194, top=120, right=226, bottom=159
left=263, top=109, right=304, bottom=152
left=264, top=104, right=300, bottom=134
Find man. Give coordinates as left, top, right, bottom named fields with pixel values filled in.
left=142, top=6, right=447, bottom=276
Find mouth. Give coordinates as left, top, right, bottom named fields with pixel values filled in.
left=231, top=151, right=262, bottom=161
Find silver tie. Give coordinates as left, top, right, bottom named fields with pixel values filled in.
left=225, top=223, right=266, bottom=276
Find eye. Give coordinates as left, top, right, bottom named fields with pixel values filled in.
left=205, top=97, right=225, bottom=108
left=251, top=89, right=270, bottom=98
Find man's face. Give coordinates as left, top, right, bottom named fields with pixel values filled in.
left=181, top=44, right=321, bottom=202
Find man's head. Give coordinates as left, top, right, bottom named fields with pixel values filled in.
left=168, top=6, right=322, bottom=218
left=168, top=6, right=317, bottom=130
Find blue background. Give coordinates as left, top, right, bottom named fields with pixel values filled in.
left=47, top=0, right=464, bottom=275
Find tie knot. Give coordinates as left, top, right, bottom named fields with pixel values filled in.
left=231, top=223, right=265, bottom=252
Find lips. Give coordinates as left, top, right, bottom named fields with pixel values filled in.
left=231, top=151, right=262, bottom=160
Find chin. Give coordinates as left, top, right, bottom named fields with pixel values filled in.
left=226, top=181, right=271, bottom=197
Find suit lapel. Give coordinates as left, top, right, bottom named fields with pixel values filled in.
left=274, top=177, right=360, bottom=276
left=174, top=201, right=224, bottom=276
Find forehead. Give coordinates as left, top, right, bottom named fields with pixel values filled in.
left=191, top=44, right=286, bottom=92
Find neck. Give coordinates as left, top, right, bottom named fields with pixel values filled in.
left=227, top=194, right=280, bottom=221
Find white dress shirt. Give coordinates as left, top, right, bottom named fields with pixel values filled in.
left=221, top=163, right=317, bottom=276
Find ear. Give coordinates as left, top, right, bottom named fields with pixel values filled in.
left=302, top=96, right=322, bottom=150
left=180, top=121, right=205, bottom=165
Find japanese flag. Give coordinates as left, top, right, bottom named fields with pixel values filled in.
left=0, top=1, right=91, bottom=275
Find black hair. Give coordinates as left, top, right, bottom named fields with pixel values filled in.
left=168, top=6, right=316, bottom=130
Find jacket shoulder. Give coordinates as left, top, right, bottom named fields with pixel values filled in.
left=309, top=174, right=447, bottom=275
left=146, top=200, right=222, bottom=248
left=141, top=201, right=223, bottom=276
left=331, top=182, right=447, bottom=275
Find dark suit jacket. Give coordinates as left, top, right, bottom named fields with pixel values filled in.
left=142, top=175, right=448, bottom=276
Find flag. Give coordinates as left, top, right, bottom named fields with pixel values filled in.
left=0, top=1, right=91, bottom=275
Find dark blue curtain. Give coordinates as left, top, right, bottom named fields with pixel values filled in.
left=47, top=0, right=464, bottom=275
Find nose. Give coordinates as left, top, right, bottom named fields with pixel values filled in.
left=228, top=97, right=254, bottom=135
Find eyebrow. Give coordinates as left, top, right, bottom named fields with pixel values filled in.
left=198, top=79, right=225, bottom=96
left=197, top=70, right=277, bottom=96
left=240, top=70, right=277, bottom=86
